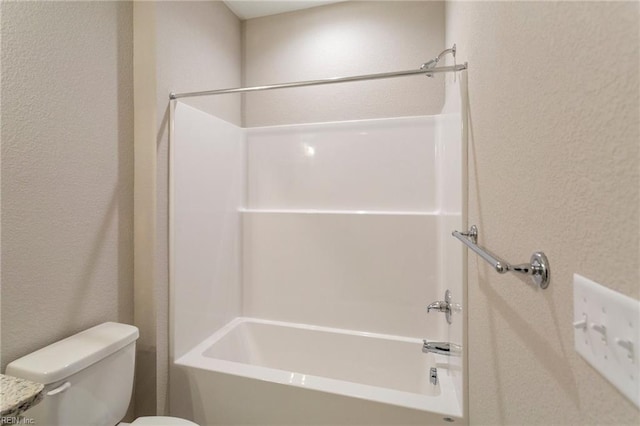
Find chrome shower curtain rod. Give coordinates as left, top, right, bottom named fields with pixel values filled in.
left=169, top=64, right=466, bottom=100
left=169, top=46, right=466, bottom=100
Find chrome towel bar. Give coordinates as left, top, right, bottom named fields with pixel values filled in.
left=452, top=225, right=550, bottom=289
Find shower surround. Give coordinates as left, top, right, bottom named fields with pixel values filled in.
left=169, top=101, right=465, bottom=424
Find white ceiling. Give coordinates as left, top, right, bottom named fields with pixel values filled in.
left=224, top=1, right=344, bottom=20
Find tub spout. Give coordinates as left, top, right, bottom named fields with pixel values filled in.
left=422, top=341, right=461, bottom=357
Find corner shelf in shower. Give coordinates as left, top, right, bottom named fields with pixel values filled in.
left=238, top=208, right=440, bottom=216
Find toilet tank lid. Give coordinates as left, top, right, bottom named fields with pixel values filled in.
left=5, top=322, right=139, bottom=385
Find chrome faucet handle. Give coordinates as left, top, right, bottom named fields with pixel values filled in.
left=426, top=290, right=453, bottom=324
left=427, top=301, right=449, bottom=313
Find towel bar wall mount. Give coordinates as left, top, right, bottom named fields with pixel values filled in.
left=452, top=225, right=550, bottom=289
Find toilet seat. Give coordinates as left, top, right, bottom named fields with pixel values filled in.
left=130, top=416, right=199, bottom=425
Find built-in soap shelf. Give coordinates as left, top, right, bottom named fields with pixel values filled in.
left=238, top=208, right=439, bottom=216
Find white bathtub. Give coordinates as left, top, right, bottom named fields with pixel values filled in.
left=171, top=317, right=463, bottom=425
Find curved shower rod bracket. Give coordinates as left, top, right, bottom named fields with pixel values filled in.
left=421, top=44, right=457, bottom=77
left=452, top=225, right=551, bottom=289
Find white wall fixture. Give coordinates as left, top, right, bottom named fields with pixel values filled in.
left=573, top=274, right=640, bottom=408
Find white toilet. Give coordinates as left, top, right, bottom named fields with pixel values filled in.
left=6, top=322, right=198, bottom=426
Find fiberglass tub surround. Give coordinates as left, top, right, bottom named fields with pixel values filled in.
left=170, top=99, right=465, bottom=424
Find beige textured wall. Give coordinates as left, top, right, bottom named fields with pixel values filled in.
left=243, top=1, right=445, bottom=127
left=133, top=2, right=159, bottom=418
left=446, top=1, right=639, bottom=424
left=1, top=0, right=133, bottom=371
left=133, top=0, right=242, bottom=416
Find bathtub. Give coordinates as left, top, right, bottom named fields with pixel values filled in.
left=171, top=317, right=463, bottom=425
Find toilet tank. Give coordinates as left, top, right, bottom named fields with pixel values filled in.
left=6, top=322, right=139, bottom=426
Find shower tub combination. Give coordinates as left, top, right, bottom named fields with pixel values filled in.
left=169, top=100, right=465, bottom=424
